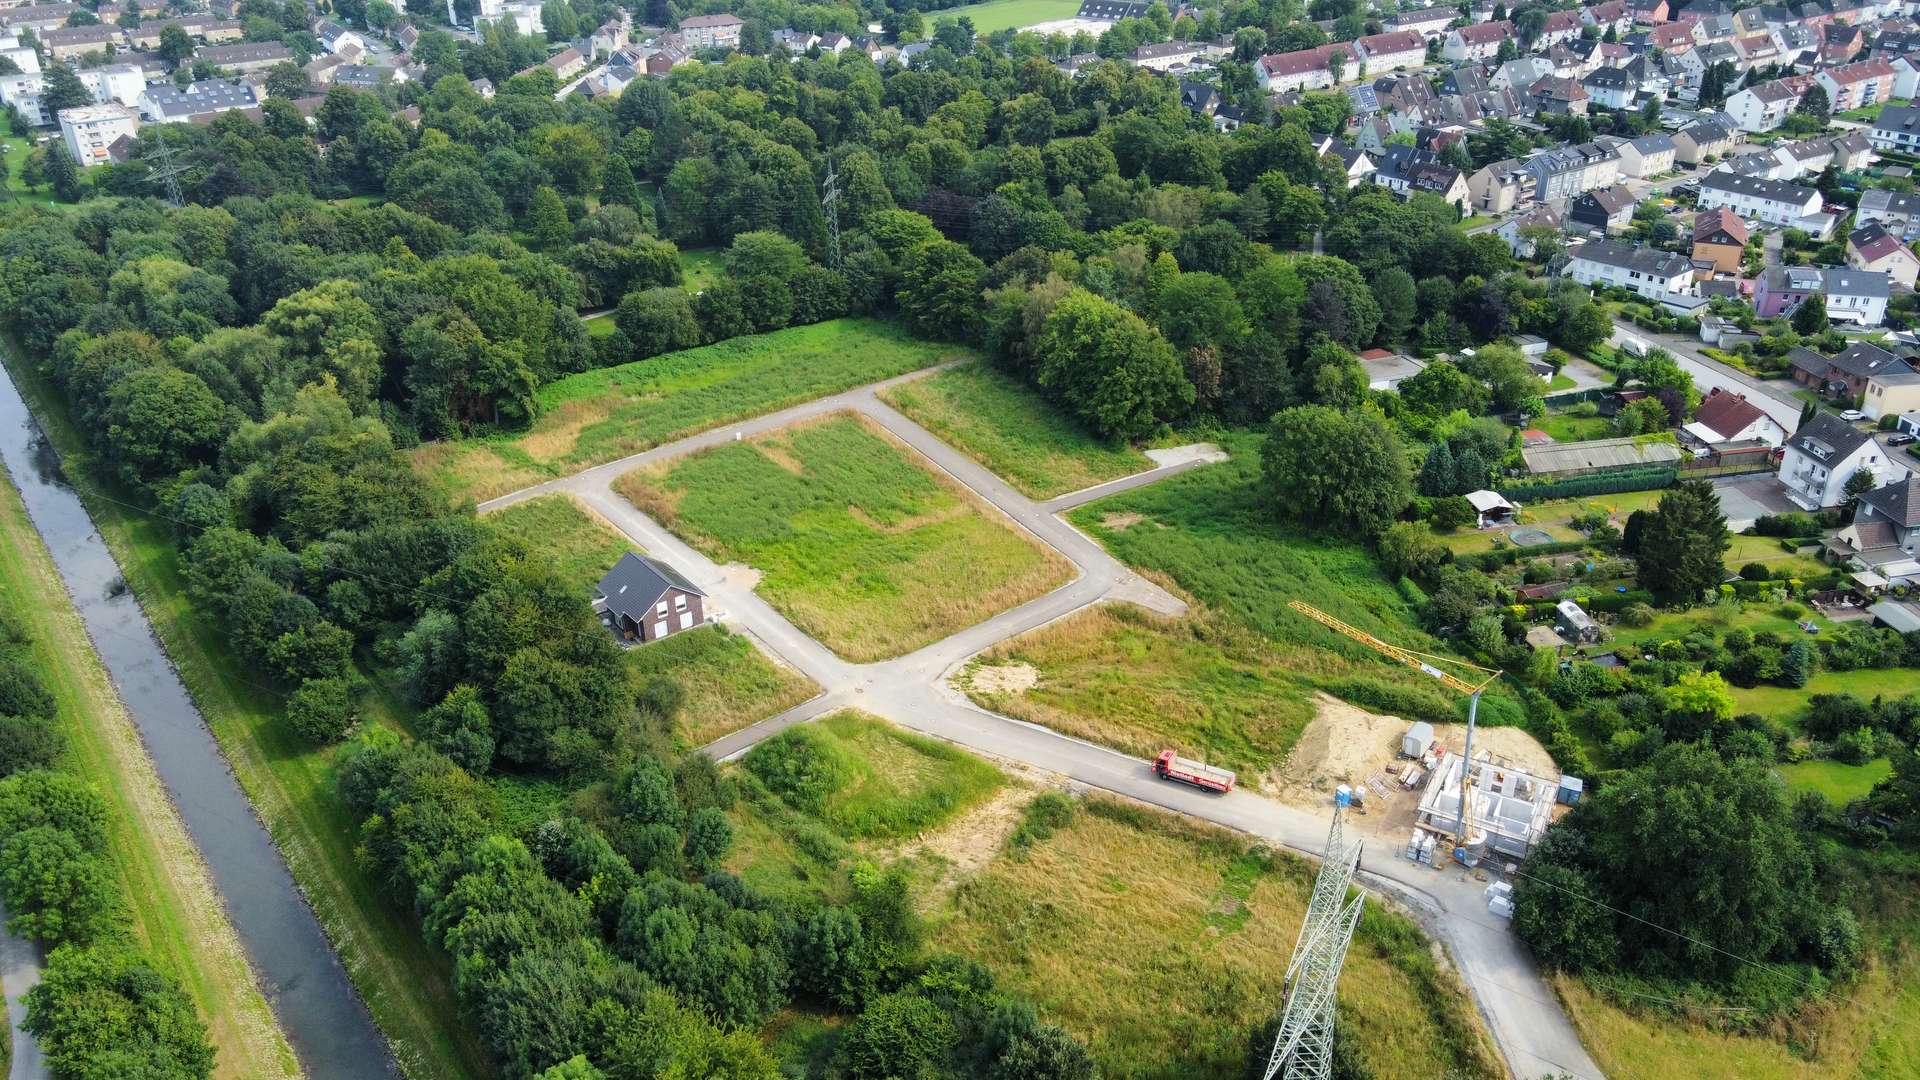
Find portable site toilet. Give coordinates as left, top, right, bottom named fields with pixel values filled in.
left=1401, top=721, right=1434, bottom=759
left=1558, top=775, right=1585, bottom=805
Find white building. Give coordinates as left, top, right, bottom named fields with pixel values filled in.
left=1442, top=20, right=1512, bottom=62
left=1821, top=267, right=1891, bottom=328
left=678, top=12, right=743, bottom=49
left=1564, top=238, right=1696, bottom=299
left=1695, top=169, right=1822, bottom=226
left=0, top=63, right=142, bottom=126
left=1353, top=29, right=1426, bottom=73
left=1682, top=387, right=1788, bottom=447
left=1868, top=104, right=1920, bottom=153
left=57, top=102, right=138, bottom=167
left=1726, top=80, right=1801, bottom=132
left=0, top=33, right=38, bottom=75
left=1779, top=411, right=1904, bottom=509
left=1613, top=131, right=1677, bottom=178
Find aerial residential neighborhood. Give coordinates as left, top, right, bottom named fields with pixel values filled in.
left=6, top=0, right=1920, bottom=1078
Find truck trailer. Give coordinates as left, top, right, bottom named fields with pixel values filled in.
left=1153, top=750, right=1235, bottom=793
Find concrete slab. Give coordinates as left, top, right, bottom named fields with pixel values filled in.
left=1144, top=442, right=1228, bottom=468
left=1714, top=473, right=1800, bottom=530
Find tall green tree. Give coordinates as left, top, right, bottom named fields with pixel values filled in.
left=1634, top=480, right=1729, bottom=602
left=1260, top=404, right=1411, bottom=539
left=1035, top=289, right=1192, bottom=440
left=1791, top=293, right=1829, bottom=335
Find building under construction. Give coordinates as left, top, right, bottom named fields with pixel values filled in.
left=1414, top=749, right=1560, bottom=861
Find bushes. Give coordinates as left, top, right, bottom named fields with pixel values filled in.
left=285, top=676, right=358, bottom=742
left=0, top=772, right=125, bottom=948
left=1323, top=675, right=1458, bottom=723
left=1007, top=792, right=1075, bottom=857
left=25, top=943, right=216, bottom=1080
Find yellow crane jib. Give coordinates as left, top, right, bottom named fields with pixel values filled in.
left=1285, top=601, right=1499, bottom=694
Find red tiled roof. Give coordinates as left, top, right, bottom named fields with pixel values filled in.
left=1693, top=388, right=1768, bottom=440
left=1824, top=58, right=1895, bottom=83
left=1694, top=206, right=1749, bottom=245
left=1455, top=19, right=1514, bottom=44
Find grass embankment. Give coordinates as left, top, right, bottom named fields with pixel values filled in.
left=0, top=470, right=298, bottom=1077
left=927, top=0, right=1082, bottom=31
left=411, top=318, right=969, bottom=503
left=2, top=354, right=492, bottom=1077
left=1556, top=854, right=1920, bottom=1079
left=965, top=604, right=1320, bottom=781
left=877, top=362, right=1150, bottom=498
left=940, top=795, right=1503, bottom=1079
left=615, top=412, right=1070, bottom=662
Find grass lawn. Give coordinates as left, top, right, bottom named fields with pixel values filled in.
left=1729, top=668, right=1920, bottom=720
left=937, top=795, right=1503, bottom=1080
left=1535, top=411, right=1616, bottom=443
left=676, top=247, right=723, bottom=292
left=615, top=412, right=1070, bottom=662
left=1838, top=101, right=1889, bottom=122
left=743, top=711, right=1004, bottom=840
left=0, top=473, right=298, bottom=1080
left=626, top=625, right=817, bottom=748
left=410, top=318, right=970, bottom=504
left=583, top=312, right=619, bottom=337
left=484, top=493, right=639, bottom=591
left=964, top=604, right=1324, bottom=781
left=1607, top=603, right=1831, bottom=652
left=1, top=350, right=493, bottom=1078
left=1777, top=757, right=1893, bottom=803
left=1549, top=372, right=1578, bottom=391
left=878, top=362, right=1150, bottom=498
left=1724, top=533, right=1828, bottom=580
left=928, top=0, right=1082, bottom=32
left=1, top=132, right=61, bottom=211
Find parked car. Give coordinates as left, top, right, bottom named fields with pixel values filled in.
left=1841, top=409, right=1867, bottom=422
left=1890, top=433, right=1916, bottom=446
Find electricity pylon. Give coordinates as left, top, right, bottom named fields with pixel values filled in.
left=1262, top=788, right=1366, bottom=1080
left=145, top=136, right=189, bottom=208
left=820, top=152, right=841, bottom=269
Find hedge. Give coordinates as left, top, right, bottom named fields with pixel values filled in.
left=1457, top=539, right=1595, bottom=571
left=1498, top=467, right=1677, bottom=502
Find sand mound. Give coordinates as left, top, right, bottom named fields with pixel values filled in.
left=971, top=662, right=1039, bottom=694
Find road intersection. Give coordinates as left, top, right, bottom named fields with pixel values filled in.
left=478, top=368, right=1605, bottom=1080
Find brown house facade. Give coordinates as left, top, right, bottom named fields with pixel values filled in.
left=595, top=552, right=709, bottom=643
left=1691, top=207, right=1748, bottom=277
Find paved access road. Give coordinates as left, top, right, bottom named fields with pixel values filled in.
left=481, top=368, right=1605, bottom=1080
left=1610, top=316, right=1804, bottom=431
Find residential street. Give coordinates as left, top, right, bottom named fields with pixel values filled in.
left=1610, top=315, right=1805, bottom=430
left=481, top=368, right=1607, bottom=1080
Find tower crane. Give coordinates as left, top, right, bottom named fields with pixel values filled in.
left=1286, top=600, right=1501, bottom=860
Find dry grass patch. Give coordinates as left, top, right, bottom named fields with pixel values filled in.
left=614, top=412, right=1070, bottom=661
left=517, top=395, right=619, bottom=462
left=964, top=604, right=1332, bottom=781
left=935, top=795, right=1501, bottom=1080
left=409, top=440, right=548, bottom=506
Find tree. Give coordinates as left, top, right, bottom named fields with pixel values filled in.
left=40, top=63, right=92, bottom=114
left=1662, top=670, right=1735, bottom=742
left=898, top=240, right=987, bottom=341
left=1796, top=81, right=1831, bottom=121
left=43, top=141, right=82, bottom=204
left=100, top=366, right=230, bottom=484
left=25, top=944, right=215, bottom=1079
left=1792, top=293, right=1829, bottom=335
left=0, top=826, right=123, bottom=945
left=833, top=993, right=956, bottom=1080
left=1634, top=480, right=1730, bottom=602
left=1374, top=267, right=1417, bottom=346
left=601, top=153, right=640, bottom=209
left=1261, top=405, right=1412, bottom=539
left=1613, top=396, right=1672, bottom=436
left=528, top=186, right=571, bottom=251
left=157, top=22, right=195, bottom=66
left=1034, top=289, right=1193, bottom=440
left=1844, top=467, right=1878, bottom=508
left=286, top=677, right=357, bottom=742
left=615, top=287, right=702, bottom=356
left=1378, top=521, right=1446, bottom=578
left=1511, top=862, right=1618, bottom=972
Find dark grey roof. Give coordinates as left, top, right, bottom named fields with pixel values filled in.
left=1858, top=477, right=1920, bottom=528
left=1572, top=237, right=1690, bottom=277
left=1628, top=131, right=1676, bottom=154
left=1786, top=411, right=1875, bottom=461
left=1576, top=184, right=1637, bottom=216
left=1822, top=268, right=1891, bottom=301
left=1859, top=188, right=1920, bottom=218
left=196, top=42, right=292, bottom=64
left=1699, top=169, right=1818, bottom=207
left=141, top=78, right=256, bottom=118
left=1679, top=121, right=1734, bottom=145
left=1583, top=65, right=1631, bottom=88
left=1829, top=341, right=1907, bottom=377
left=596, top=552, right=705, bottom=623
left=1872, top=103, right=1920, bottom=136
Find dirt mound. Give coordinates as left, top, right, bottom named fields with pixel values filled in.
left=970, top=662, right=1039, bottom=694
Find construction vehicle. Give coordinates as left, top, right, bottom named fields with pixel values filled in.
left=1286, top=600, right=1500, bottom=864
left=1153, top=749, right=1235, bottom=793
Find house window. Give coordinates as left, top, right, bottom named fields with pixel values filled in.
left=655, top=600, right=668, bottom=616
left=674, top=594, right=688, bottom=610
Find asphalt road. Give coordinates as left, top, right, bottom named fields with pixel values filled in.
left=1609, top=316, right=1804, bottom=431
left=0, top=899, right=46, bottom=1080
left=480, top=368, right=1606, bottom=1080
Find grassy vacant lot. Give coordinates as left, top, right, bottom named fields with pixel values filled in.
left=1730, top=668, right=1920, bottom=720
left=878, top=362, right=1149, bottom=498
left=411, top=319, right=969, bottom=503
left=484, top=493, right=638, bottom=590
left=965, top=604, right=1325, bottom=780
left=1441, top=488, right=1671, bottom=554
left=2, top=353, right=492, bottom=1077
left=745, top=711, right=1004, bottom=839
left=0, top=474, right=299, bottom=1080
left=677, top=247, right=723, bottom=292
left=628, top=625, right=816, bottom=747
left=1535, top=411, right=1615, bottom=443
left=1777, top=757, right=1893, bottom=803
left=616, top=413, right=1070, bottom=661
left=930, top=0, right=1081, bottom=31
left=1067, top=432, right=1435, bottom=661
left=2, top=133, right=61, bottom=211
left=939, top=795, right=1503, bottom=1079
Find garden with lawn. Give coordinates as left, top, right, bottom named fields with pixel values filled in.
left=925, top=0, right=1083, bottom=32
left=614, top=413, right=1070, bottom=661
left=878, top=361, right=1150, bottom=499
left=411, top=319, right=971, bottom=503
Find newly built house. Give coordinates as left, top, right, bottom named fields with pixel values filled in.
left=594, top=553, right=709, bottom=644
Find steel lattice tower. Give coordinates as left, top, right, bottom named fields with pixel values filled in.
left=1262, top=791, right=1367, bottom=1080
left=820, top=153, right=842, bottom=269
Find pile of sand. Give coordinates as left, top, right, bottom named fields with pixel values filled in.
left=970, top=662, right=1040, bottom=694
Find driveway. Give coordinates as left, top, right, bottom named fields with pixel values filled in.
left=1714, top=473, right=1801, bottom=530
left=481, top=367, right=1606, bottom=1080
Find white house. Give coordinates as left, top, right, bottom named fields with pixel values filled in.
left=1683, top=387, right=1788, bottom=447
left=313, top=19, right=364, bottom=55
left=1442, top=20, right=1513, bottom=62
left=1821, top=267, right=1891, bottom=328
left=1582, top=66, right=1636, bottom=109
left=0, top=63, right=142, bottom=126
left=1353, top=29, right=1426, bottom=73
left=1564, top=238, right=1696, bottom=299
left=1847, top=222, right=1920, bottom=288
left=1778, top=412, right=1903, bottom=509
left=1868, top=104, right=1920, bottom=153
left=1726, top=80, right=1801, bottom=132
left=1695, top=169, right=1822, bottom=226
left=57, top=102, right=138, bottom=167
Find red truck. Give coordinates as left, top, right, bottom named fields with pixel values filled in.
left=1153, top=750, right=1236, bottom=793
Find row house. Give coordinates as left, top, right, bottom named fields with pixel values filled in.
left=1758, top=265, right=1890, bottom=325
left=1538, top=9, right=1585, bottom=47
left=1582, top=64, right=1636, bottom=108
left=1255, top=43, right=1354, bottom=92
left=1353, top=29, right=1426, bottom=73
left=1874, top=28, right=1920, bottom=59
left=1564, top=238, right=1696, bottom=299
left=1726, top=79, right=1800, bottom=130
left=1859, top=188, right=1920, bottom=234
left=40, top=24, right=122, bottom=60
left=1523, top=140, right=1621, bottom=202
left=1527, top=74, right=1589, bottom=114
left=1867, top=103, right=1920, bottom=151
left=1584, top=0, right=1633, bottom=37
left=1650, top=21, right=1699, bottom=54
left=1672, top=120, right=1736, bottom=164
left=1442, top=20, right=1512, bottom=62
left=1467, top=157, right=1535, bottom=213
left=1735, top=33, right=1782, bottom=65
left=137, top=78, right=256, bottom=122
left=1695, top=169, right=1822, bottom=225
left=125, top=16, right=242, bottom=50
left=1613, top=130, right=1677, bottom=177
left=1374, top=145, right=1470, bottom=209
left=1817, top=57, right=1895, bottom=112
left=1692, top=206, right=1750, bottom=274
left=1789, top=341, right=1911, bottom=401
left=1492, top=56, right=1553, bottom=91
left=1548, top=40, right=1603, bottom=77
left=0, top=3, right=84, bottom=33
left=1386, top=5, right=1456, bottom=39
left=196, top=41, right=293, bottom=73
left=1131, top=40, right=1207, bottom=70
left=1628, top=0, right=1669, bottom=24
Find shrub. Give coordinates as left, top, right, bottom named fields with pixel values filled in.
left=24, top=943, right=216, bottom=1079
left=0, top=715, right=66, bottom=780
left=0, top=657, right=56, bottom=720
left=832, top=992, right=956, bottom=1080
left=1429, top=495, right=1475, bottom=531
left=1832, top=726, right=1879, bottom=765
left=743, top=728, right=851, bottom=815
left=1740, top=562, right=1771, bottom=581
left=286, top=677, right=357, bottom=742
left=1324, top=676, right=1457, bottom=723
left=1007, top=792, right=1075, bottom=856
left=1619, top=602, right=1656, bottom=627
